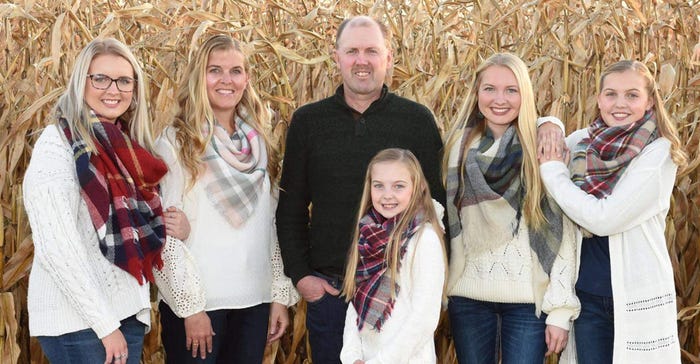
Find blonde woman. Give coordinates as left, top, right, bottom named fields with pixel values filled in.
left=23, top=38, right=168, bottom=364
left=539, top=60, right=685, bottom=363
left=443, top=53, right=580, bottom=363
left=153, top=34, right=298, bottom=364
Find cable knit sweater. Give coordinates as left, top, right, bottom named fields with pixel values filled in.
left=541, top=129, right=681, bottom=363
left=23, top=125, right=151, bottom=338
left=153, top=127, right=298, bottom=318
left=446, top=135, right=580, bottom=332
left=341, top=223, right=445, bottom=364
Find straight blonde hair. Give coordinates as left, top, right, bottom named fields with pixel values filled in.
left=54, top=37, right=153, bottom=152
left=342, top=148, right=447, bottom=301
left=443, top=53, right=547, bottom=229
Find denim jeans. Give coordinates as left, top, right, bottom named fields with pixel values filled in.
left=448, top=296, right=547, bottom=364
left=305, top=272, right=347, bottom=364
left=574, top=290, right=614, bottom=364
left=159, top=301, right=270, bottom=364
left=37, top=315, right=145, bottom=364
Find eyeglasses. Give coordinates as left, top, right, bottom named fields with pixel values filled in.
left=87, top=74, right=136, bottom=92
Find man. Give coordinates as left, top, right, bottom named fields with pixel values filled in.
left=276, top=15, right=445, bottom=363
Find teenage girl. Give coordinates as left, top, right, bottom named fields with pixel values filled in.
left=539, top=60, right=685, bottom=363
left=443, top=53, right=580, bottom=363
left=340, top=148, right=447, bottom=364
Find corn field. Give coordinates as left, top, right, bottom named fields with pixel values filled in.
left=1, top=0, right=699, bottom=363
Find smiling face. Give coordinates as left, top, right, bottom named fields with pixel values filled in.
left=205, top=48, right=249, bottom=122
left=334, top=21, right=392, bottom=103
left=370, top=161, right=414, bottom=219
left=477, top=65, right=521, bottom=138
left=597, top=69, right=654, bottom=127
left=84, top=54, right=134, bottom=123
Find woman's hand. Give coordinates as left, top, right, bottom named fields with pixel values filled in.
left=184, top=311, right=215, bottom=359
left=267, top=302, right=290, bottom=343
left=545, top=324, right=569, bottom=356
left=101, top=329, right=128, bottom=364
left=537, top=121, right=566, bottom=163
left=164, top=206, right=190, bottom=240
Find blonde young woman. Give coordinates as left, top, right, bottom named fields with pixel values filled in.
left=23, top=38, right=170, bottom=364
left=538, top=60, right=685, bottom=363
left=154, top=35, right=298, bottom=364
left=443, top=53, right=580, bottom=363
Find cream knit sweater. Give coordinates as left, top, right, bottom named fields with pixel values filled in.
left=23, top=125, right=151, bottom=338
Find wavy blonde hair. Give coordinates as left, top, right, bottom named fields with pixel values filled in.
left=342, top=148, right=447, bottom=301
left=172, top=34, right=279, bottom=188
left=443, top=53, right=547, bottom=229
left=54, top=37, right=153, bottom=152
left=598, top=60, right=687, bottom=170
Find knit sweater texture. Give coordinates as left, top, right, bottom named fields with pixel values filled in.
left=23, top=125, right=152, bottom=338
left=276, top=85, right=445, bottom=284
left=541, top=129, right=681, bottom=363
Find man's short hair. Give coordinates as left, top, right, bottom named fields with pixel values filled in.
left=335, top=16, right=390, bottom=49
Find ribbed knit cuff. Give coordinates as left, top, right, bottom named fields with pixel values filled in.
left=545, top=307, right=574, bottom=330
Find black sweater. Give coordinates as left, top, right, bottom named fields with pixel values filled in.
left=276, top=86, right=445, bottom=285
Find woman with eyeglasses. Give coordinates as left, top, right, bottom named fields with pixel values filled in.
left=22, top=38, right=177, bottom=363
left=153, top=34, right=298, bottom=364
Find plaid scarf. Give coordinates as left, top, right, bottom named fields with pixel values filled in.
left=352, top=207, right=422, bottom=331
left=446, top=125, right=562, bottom=275
left=202, top=110, right=267, bottom=227
left=60, top=112, right=167, bottom=285
left=570, top=110, right=658, bottom=198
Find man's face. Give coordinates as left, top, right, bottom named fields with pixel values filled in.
left=334, top=23, right=393, bottom=101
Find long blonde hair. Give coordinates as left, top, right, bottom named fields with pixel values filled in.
left=54, top=37, right=153, bottom=152
left=598, top=60, right=687, bottom=170
left=342, top=148, right=447, bottom=301
left=443, top=53, right=547, bottom=229
left=172, top=34, right=279, bottom=187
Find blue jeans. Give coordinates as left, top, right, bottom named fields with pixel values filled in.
left=448, top=296, right=547, bottom=364
left=37, top=315, right=145, bottom=364
left=574, top=290, right=614, bottom=364
left=305, top=272, right=347, bottom=364
left=159, top=301, right=270, bottom=364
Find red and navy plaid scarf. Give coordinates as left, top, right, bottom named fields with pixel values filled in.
left=60, top=112, right=167, bottom=284
left=352, top=207, right=422, bottom=331
left=570, top=110, right=658, bottom=198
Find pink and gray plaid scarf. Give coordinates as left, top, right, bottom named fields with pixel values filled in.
left=201, top=109, right=267, bottom=227
left=61, top=111, right=167, bottom=284
left=352, top=207, right=422, bottom=331
left=570, top=110, right=658, bottom=198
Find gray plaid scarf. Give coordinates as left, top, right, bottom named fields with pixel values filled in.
left=446, top=125, right=562, bottom=275
left=202, top=109, right=267, bottom=227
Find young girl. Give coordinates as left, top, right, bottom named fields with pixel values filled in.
left=340, top=148, right=447, bottom=364
left=538, top=60, right=685, bottom=363
left=153, top=34, right=298, bottom=363
left=443, top=53, right=580, bottom=363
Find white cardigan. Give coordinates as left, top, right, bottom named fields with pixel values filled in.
left=540, top=128, right=681, bottom=363
left=23, top=125, right=151, bottom=338
left=153, top=127, right=298, bottom=318
left=341, top=224, right=445, bottom=364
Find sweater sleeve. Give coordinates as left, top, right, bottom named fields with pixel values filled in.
left=340, top=304, right=364, bottom=364
left=540, top=137, right=676, bottom=237
left=541, top=214, right=580, bottom=330
left=152, top=130, right=206, bottom=318
left=269, top=189, right=301, bottom=306
left=368, top=227, right=446, bottom=364
left=276, top=114, right=313, bottom=285
left=22, top=126, right=120, bottom=338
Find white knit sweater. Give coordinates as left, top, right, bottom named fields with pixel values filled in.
left=541, top=129, right=681, bottom=363
left=153, top=127, right=298, bottom=318
left=341, top=224, right=445, bottom=364
left=23, top=125, right=151, bottom=338
left=446, top=136, right=580, bottom=331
